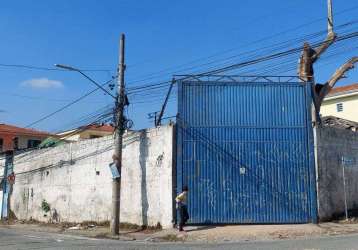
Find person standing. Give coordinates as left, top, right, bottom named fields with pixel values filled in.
left=175, top=185, right=189, bottom=232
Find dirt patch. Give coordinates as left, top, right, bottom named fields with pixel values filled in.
left=0, top=219, right=163, bottom=240
left=157, top=233, right=187, bottom=242
left=82, top=221, right=109, bottom=227
left=337, top=218, right=358, bottom=224
left=8, top=210, right=17, bottom=221
left=118, top=222, right=142, bottom=230
left=0, top=219, right=15, bottom=225
left=11, top=219, right=110, bottom=231
left=118, top=222, right=162, bottom=234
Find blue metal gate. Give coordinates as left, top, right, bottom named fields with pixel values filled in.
left=176, top=76, right=317, bottom=224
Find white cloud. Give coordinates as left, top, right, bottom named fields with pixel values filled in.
left=21, top=78, right=63, bottom=89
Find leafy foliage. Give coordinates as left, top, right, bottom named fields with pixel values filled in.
left=41, top=199, right=50, bottom=213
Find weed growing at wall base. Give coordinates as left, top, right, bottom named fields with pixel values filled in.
left=41, top=200, right=51, bottom=214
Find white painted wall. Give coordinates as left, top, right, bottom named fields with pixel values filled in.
left=0, top=191, right=3, bottom=218
left=0, top=156, right=5, bottom=218
left=57, top=129, right=114, bottom=142
left=9, top=125, right=174, bottom=228
left=0, top=157, right=4, bottom=179
left=321, top=94, right=358, bottom=122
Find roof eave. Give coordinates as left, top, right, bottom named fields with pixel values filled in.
left=324, top=91, right=358, bottom=101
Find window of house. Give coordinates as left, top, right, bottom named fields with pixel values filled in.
left=0, top=138, right=3, bottom=152
left=336, top=103, right=344, bottom=112
left=89, top=135, right=101, bottom=139
left=27, top=139, right=41, bottom=149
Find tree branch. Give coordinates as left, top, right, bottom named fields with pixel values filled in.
left=312, top=32, right=337, bottom=63
left=316, top=56, right=358, bottom=108
left=298, top=32, right=337, bottom=82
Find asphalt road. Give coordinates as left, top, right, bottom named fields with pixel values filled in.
left=2, top=227, right=358, bottom=250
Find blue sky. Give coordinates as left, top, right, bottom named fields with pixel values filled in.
left=0, top=0, right=357, bottom=132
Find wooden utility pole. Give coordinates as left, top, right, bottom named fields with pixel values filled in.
left=110, top=33, right=126, bottom=235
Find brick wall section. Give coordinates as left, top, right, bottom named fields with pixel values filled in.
left=7, top=125, right=174, bottom=228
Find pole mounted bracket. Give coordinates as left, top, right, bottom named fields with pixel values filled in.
left=156, top=78, right=176, bottom=127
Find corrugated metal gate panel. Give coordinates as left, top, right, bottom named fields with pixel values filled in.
left=177, top=81, right=317, bottom=224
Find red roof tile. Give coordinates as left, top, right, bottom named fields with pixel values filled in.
left=328, top=83, right=358, bottom=96
left=0, top=123, right=51, bottom=137
left=80, top=124, right=115, bottom=133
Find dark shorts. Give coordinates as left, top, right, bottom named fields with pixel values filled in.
left=178, top=204, right=189, bottom=230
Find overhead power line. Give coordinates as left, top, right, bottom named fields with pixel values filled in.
left=189, top=32, right=358, bottom=76
left=12, top=112, right=114, bottom=164
left=125, top=29, right=358, bottom=113
left=125, top=21, right=358, bottom=93
left=0, top=92, right=109, bottom=103
left=9, top=18, right=358, bottom=131
left=52, top=104, right=115, bottom=133
left=24, top=77, right=117, bottom=129
left=125, top=7, right=358, bottom=86
left=183, top=22, right=358, bottom=77
left=126, top=30, right=358, bottom=97
left=0, top=63, right=113, bottom=72
left=243, top=42, right=358, bottom=76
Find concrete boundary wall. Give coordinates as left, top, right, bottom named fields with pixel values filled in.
left=7, top=125, right=174, bottom=228
left=317, top=127, right=358, bottom=221
left=0, top=157, right=4, bottom=218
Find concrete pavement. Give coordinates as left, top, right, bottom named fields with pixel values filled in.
left=2, top=227, right=358, bottom=250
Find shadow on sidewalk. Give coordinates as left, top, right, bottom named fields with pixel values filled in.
left=185, top=225, right=217, bottom=232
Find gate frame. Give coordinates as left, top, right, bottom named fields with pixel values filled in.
left=175, top=75, right=318, bottom=224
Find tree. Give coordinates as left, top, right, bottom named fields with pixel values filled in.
left=298, top=0, right=357, bottom=116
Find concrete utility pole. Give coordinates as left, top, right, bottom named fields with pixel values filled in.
left=298, top=0, right=357, bottom=221
left=298, top=0, right=336, bottom=106
left=110, top=33, right=126, bottom=235
left=327, top=0, right=334, bottom=35
left=298, top=0, right=357, bottom=112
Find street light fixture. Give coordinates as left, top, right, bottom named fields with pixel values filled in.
left=54, top=64, right=116, bottom=99
left=54, top=64, right=78, bottom=71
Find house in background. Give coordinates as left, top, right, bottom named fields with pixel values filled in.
left=320, top=83, right=358, bottom=122
left=0, top=123, right=50, bottom=152
left=56, top=123, right=114, bottom=142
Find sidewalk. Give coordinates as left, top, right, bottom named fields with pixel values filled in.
left=155, top=222, right=358, bottom=243
left=2, top=220, right=358, bottom=243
